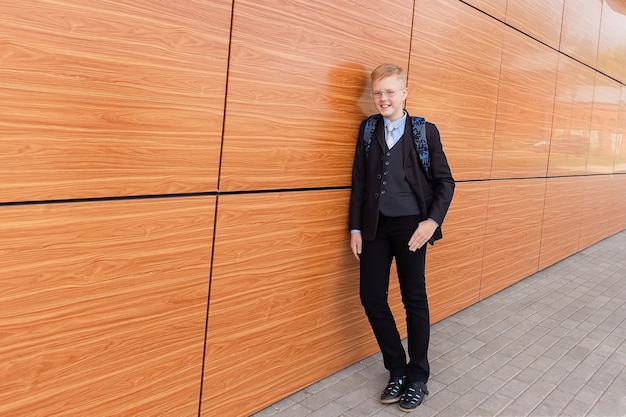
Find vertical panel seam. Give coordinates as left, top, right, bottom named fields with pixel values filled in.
left=198, top=0, right=237, bottom=412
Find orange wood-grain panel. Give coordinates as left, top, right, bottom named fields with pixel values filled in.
left=587, top=73, right=621, bottom=174
left=548, top=55, right=595, bottom=176
left=609, top=174, right=626, bottom=234
left=480, top=179, right=546, bottom=300
left=0, top=197, right=214, bottom=416
left=462, top=0, right=508, bottom=21
left=202, top=190, right=394, bottom=416
left=505, top=0, right=564, bottom=49
left=615, top=85, right=626, bottom=173
left=491, top=29, right=558, bottom=179
left=538, top=177, right=584, bottom=269
left=219, top=0, right=413, bottom=191
left=427, top=182, right=488, bottom=323
left=597, top=0, right=626, bottom=83
left=578, top=175, right=612, bottom=249
left=560, top=0, right=602, bottom=68
left=0, top=0, right=231, bottom=203
left=408, top=0, right=503, bottom=181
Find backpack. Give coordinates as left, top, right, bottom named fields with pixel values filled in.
left=363, top=114, right=431, bottom=181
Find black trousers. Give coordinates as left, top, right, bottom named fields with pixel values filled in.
left=359, top=214, right=430, bottom=383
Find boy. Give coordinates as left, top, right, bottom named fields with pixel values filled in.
left=349, top=63, right=454, bottom=411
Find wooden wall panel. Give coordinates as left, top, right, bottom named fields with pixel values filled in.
left=616, top=85, right=626, bottom=172
left=0, top=197, right=214, bottom=416
left=0, top=0, right=231, bottom=203
left=427, top=182, right=488, bottom=323
left=560, top=0, right=603, bottom=68
left=202, top=190, right=393, bottom=416
left=491, top=28, right=558, bottom=179
left=579, top=175, right=612, bottom=249
left=480, top=179, right=546, bottom=299
left=408, top=0, right=503, bottom=181
left=462, top=0, right=508, bottom=21
left=505, top=0, right=564, bottom=49
left=587, top=73, right=622, bottom=174
left=609, top=174, right=626, bottom=234
left=578, top=175, right=613, bottom=250
left=608, top=174, right=626, bottom=235
left=548, top=56, right=595, bottom=176
left=538, top=177, right=584, bottom=269
left=219, top=0, right=413, bottom=192
left=597, top=0, right=626, bottom=83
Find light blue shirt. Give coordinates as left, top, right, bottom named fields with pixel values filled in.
left=383, top=111, right=407, bottom=149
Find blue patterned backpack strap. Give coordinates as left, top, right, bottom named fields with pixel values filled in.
left=410, top=116, right=431, bottom=181
left=363, top=114, right=380, bottom=158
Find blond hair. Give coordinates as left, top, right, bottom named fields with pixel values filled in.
left=371, top=63, right=407, bottom=86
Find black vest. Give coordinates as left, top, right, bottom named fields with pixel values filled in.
left=378, top=138, right=421, bottom=217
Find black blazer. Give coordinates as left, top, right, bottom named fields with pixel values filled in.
left=349, top=112, right=455, bottom=243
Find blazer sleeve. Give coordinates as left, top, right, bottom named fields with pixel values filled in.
left=348, top=120, right=368, bottom=232
left=424, top=122, right=455, bottom=227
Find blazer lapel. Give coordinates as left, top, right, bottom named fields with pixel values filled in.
left=376, top=122, right=386, bottom=152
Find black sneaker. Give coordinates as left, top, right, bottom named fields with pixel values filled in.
left=380, top=375, right=405, bottom=404
left=398, top=381, right=428, bottom=412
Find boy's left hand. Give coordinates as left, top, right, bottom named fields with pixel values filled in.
left=408, top=219, right=438, bottom=251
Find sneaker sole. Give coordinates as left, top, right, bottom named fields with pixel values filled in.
left=380, top=397, right=401, bottom=404
left=399, top=403, right=420, bottom=412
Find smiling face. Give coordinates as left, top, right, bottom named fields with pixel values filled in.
left=371, top=74, right=407, bottom=121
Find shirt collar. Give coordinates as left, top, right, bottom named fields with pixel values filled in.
left=383, top=110, right=408, bottom=132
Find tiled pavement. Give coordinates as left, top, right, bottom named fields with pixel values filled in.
left=252, top=230, right=626, bottom=417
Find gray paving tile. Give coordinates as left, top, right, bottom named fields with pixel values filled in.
left=560, top=397, right=594, bottom=417
left=445, top=373, right=481, bottom=395
left=308, top=403, right=349, bottom=417
left=427, top=388, right=461, bottom=412
left=476, top=392, right=514, bottom=415
left=271, top=403, right=313, bottom=417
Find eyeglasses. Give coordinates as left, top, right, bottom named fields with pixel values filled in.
left=370, top=88, right=404, bottom=99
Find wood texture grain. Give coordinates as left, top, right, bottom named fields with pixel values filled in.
left=538, top=177, right=584, bottom=269
left=202, top=190, right=393, bottom=416
left=0, top=0, right=231, bottom=202
left=0, top=197, right=214, bottom=416
left=617, top=85, right=626, bottom=172
left=408, top=0, right=503, bottom=181
left=505, top=0, right=564, bottom=49
left=427, top=182, right=488, bottom=323
left=560, top=0, right=603, bottom=68
left=548, top=55, right=595, bottom=176
left=597, top=1, right=626, bottom=83
left=491, top=28, right=558, bottom=179
left=462, top=0, right=508, bottom=21
left=480, top=179, right=546, bottom=300
left=609, top=174, right=626, bottom=235
left=578, top=175, right=612, bottom=249
left=219, top=0, right=413, bottom=191
left=587, top=73, right=622, bottom=174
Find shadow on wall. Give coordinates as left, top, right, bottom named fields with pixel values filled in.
left=328, top=62, right=377, bottom=124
